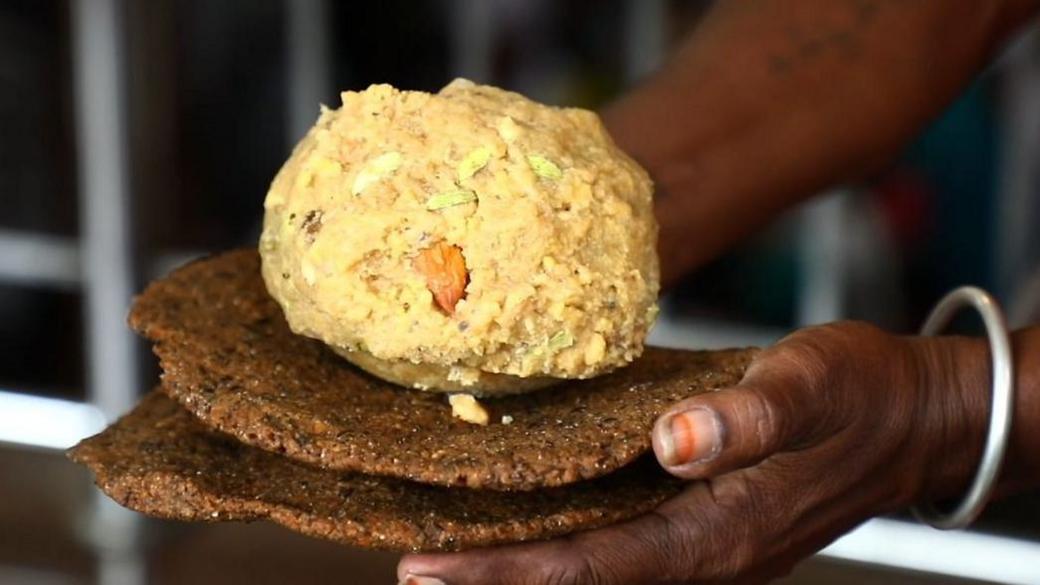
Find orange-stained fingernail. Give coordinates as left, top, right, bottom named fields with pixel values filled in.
left=398, top=575, right=447, bottom=585
left=655, top=407, right=722, bottom=467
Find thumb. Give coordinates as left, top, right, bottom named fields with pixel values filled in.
left=652, top=361, right=823, bottom=479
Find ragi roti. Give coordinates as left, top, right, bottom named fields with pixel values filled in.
left=129, top=250, right=753, bottom=490
left=69, top=391, right=684, bottom=552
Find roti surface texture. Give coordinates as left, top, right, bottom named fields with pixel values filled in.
left=130, top=249, right=753, bottom=490
left=69, top=392, right=684, bottom=552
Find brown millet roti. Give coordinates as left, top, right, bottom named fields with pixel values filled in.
left=129, top=249, right=754, bottom=490
left=69, top=391, right=684, bottom=552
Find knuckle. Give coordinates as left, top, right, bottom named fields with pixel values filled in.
left=749, top=320, right=893, bottom=433
left=745, top=388, right=790, bottom=450
left=755, top=336, right=827, bottom=386
left=747, top=348, right=814, bottom=402
left=659, top=481, right=766, bottom=581
left=769, top=320, right=875, bottom=359
left=692, top=479, right=765, bottom=580
left=541, top=565, right=583, bottom=585
left=638, top=511, right=699, bottom=582
left=713, top=539, right=758, bottom=580
left=720, top=479, right=780, bottom=579
left=748, top=321, right=890, bottom=398
left=536, top=554, right=613, bottom=585
left=753, top=343, right=834, bottom=442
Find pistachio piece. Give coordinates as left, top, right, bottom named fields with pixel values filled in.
left=547, top=330, right=575, bottom=351
left=526, top=154, right=563, bottom=180
left=427, top=189, right=478, bottom=211
left=457, top=146, right=493, bottom=181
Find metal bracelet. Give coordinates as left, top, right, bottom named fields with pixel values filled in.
left=911, top=286, right=1015, bottom=530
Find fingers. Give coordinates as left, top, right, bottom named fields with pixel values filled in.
left=653, top=357, right=822, bottom=479
left=397, top=476, right=798, bottom=585
left=397, top=509, right=685, bottom=585
left=398, top=540, right=594, bottom=585
left=397, top=461, right=848, bottom=585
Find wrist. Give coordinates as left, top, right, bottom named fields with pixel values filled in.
left=906, top=335, right=990, bottom=504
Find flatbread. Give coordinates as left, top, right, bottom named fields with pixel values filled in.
left=69, top=392, right=684, bottom=552
left=129, top=250, right=753, bottom=490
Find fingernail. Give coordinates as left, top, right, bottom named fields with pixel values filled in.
left=398, top=575, right=447, bottom=585
left=656, top=407, right=722, bottom=466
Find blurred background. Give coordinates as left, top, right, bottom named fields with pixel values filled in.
left=1, top=0, right=1039, bottom=583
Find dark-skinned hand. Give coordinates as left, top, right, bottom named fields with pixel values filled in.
left=398, top=322, right=988, bottom=585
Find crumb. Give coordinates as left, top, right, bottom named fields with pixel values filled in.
left=448, top=394, right=489, bottom=425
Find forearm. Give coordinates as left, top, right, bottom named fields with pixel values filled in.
left=603, top=0, right=1038, bottom=285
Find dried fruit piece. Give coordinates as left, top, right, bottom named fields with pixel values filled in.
left=301, top=209, right=323, bottom=239
left=526, top=155, right=563, bottom=180
left=427, top=189, right=478, bottom=211
left=414, top=242, right=468, bottom=314
left=457, top=147, right=492, bottom=182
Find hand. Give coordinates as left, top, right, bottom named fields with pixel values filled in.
left=398, top=322, right=988, bottom=585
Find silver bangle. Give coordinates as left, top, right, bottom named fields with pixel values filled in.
left=911, top=286, right=1015, bottom=530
